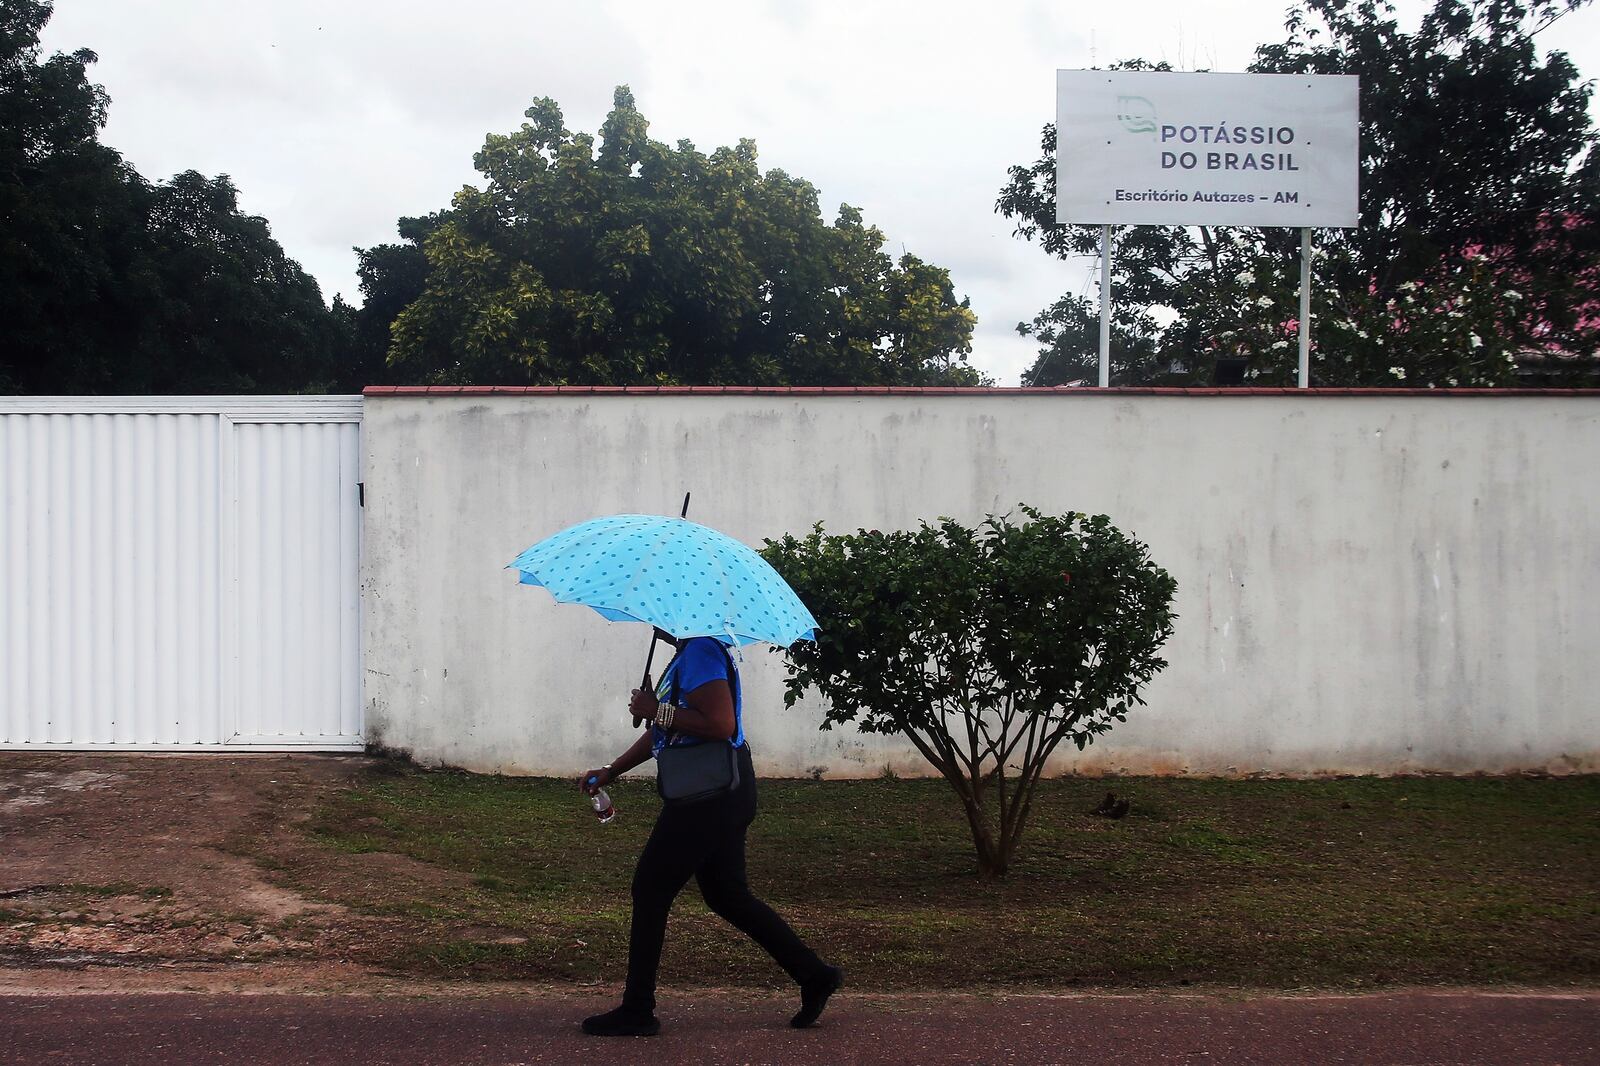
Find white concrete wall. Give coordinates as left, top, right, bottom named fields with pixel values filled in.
left=360, top=391, right=1600, bottom=778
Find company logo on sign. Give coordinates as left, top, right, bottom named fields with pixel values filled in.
left=1117, top=96, right=1156, bottom=135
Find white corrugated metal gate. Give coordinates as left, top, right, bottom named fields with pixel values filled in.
left=0, top=397, right=363, bottom=749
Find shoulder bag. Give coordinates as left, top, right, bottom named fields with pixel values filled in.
left=655, top=642, right=742, bottom=805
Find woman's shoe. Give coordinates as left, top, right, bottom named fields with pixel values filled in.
left=791, top=965, right=844, bottom=1028
left=581, top=1005, right=661, bottom=1037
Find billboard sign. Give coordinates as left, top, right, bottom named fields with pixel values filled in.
left=1055, top=70, right=1359, bottom=228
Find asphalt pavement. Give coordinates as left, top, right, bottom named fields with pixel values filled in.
left=3, top=989, right=1596, bottom=1065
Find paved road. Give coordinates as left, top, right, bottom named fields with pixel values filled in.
left=3, top=990, right=1595, bottom=1065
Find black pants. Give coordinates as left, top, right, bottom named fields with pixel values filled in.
left=624, top=744, right=825, bottom=1013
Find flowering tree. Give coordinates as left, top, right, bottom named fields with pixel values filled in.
left=1000, top=0, right=1599, bottom=387
left=1198, top=212, right=1599, bottom=387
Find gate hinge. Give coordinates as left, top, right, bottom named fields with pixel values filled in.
left=358, top=482, right=365, bottom=507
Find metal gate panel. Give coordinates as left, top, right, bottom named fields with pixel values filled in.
left=231, top=420, right=362, bottom=744
left=0, top=397, right=361, bottom=750
left=1, top=412, right=222, bottom=745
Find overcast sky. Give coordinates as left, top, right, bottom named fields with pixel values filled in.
left=39, top=0, right=1600, bottom=385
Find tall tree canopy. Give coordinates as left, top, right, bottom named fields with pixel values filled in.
left=367, top=87, right=984, bottom=386
left=999, top=0, right=1598, bottom=388
left=0, top=0, right=349, bottom=394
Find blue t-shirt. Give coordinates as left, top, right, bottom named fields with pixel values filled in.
left=651, top=637, right=745, bottom=757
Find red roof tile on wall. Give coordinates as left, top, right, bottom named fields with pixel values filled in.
left=361, top=385, right=1600, bottom=398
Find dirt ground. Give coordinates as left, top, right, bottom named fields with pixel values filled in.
left=0, top=752, right=498, bottom=994
left=2, top=752, right=1595, bottom=1005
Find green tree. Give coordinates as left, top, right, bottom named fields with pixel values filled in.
left=376, top=87, right=984, bottom=386
left=2, top=0, right=142, bottom=391
left=0, top=0, right=350, bottom=394
left=762, top=509, right=1177, bottom=880
left=339, top=215, right=439, bottom=390
left=999, top=0, right=1599, bottom=387
left=127, top=170, right=351, bottom=393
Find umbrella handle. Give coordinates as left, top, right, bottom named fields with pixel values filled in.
left=633, top=672, right=651, bottom=728
left=634, top=637, right=660, bottom=728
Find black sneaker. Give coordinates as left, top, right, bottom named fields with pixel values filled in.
left=581, top=1005, right=661, bottom=1037
left=791, top=965, right=844, bottom=1028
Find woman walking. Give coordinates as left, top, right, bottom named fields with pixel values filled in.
left=578, top=634, right=843, bottom=1037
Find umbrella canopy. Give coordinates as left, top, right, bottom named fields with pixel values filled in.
left=507, top=514, right=818, bottom=648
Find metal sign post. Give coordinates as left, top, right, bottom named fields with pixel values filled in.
left=1099, top=224, right=1112, bottom=387
left=1298, top=228, right=1312, bottom=389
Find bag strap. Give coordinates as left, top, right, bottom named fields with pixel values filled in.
left=714, top=641, right=743, bottom=748
left=716, top=642, right=741, bottom=707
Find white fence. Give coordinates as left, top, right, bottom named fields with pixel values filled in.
left=360, top=388, right=1600, bottom=778
left=0, top=397, right=363, bottom=749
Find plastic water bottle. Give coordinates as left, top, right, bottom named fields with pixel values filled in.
left=590, top=787, right=616, bottom=824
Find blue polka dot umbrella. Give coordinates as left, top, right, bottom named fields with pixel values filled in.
left=507, top=513, right=819, bottom=649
